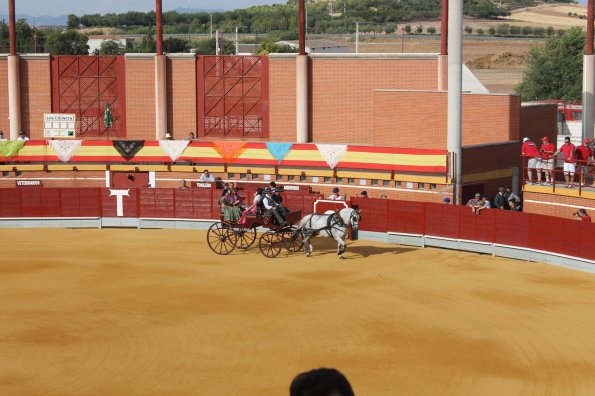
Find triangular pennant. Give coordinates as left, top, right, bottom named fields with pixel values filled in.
left=113, top=140, right=145, bottom=160
left=159, top=140, right=190, bottom=162
left=316, top=144, right=347, bottom=169
left=0, top=141, right=26, bottom=158
left=212, top=142, right=247, bottom=164
left=48, top=140, right=83, bottom=162
left=266, top=142, right=292, bottom=164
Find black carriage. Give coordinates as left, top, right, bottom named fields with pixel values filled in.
left=207, top=210, right=304, bottom=258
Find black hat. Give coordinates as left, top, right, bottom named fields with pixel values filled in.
left=264, top=188, right=273, bottom=194
left=274, top=187, right=284, bottom=192
left=360, top=190, right=368, bottom=196
left=332, top=187, right=340, bottom=193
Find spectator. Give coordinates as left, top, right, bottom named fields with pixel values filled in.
left=505, top=187, right=520, bottom=206
left=466, top=193, right=483, bottom=214
left=539, top=136, right=555, bottom=185
left=521, top=137, right=541, bottom=184
left=573, top=208, right=591, bottom=222
left=552, top=136, right=576, bottom=188
left=482, top=194, right=491, bottom=209
left=442, top=197, right=451, bottom=204
left=17, top=131, right=29, bottom=141
left=179, top=179, right=190, bottom=189
left=185, top=132, right=198, bottom=141
left=575, top=139, right=594, bottom=187
left=0, top=131, right=5, bottom=140
left=327, top=187, right=343, bottom=201
left=510, top=199, right=522, bottom=212
left=199, top=169, right=215, bottom=182
left=359, top=190, right=368, bottom=198
left=493, top=187, right=511, bottom=210
left=272, top=187, right=284, bottom=205
left=290, top=368, right=355, bottom=396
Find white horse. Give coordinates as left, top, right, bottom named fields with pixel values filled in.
left=293, top=207, right=361, bottom=259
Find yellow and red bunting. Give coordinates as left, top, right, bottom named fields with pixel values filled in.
left=11, top=140, right=447, bottom=175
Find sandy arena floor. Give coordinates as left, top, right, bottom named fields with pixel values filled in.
left=2, top=229, right=595, bottom=395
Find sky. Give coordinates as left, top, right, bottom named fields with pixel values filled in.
left=0, top=0, right=282, bottom=16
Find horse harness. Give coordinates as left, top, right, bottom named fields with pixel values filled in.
left=305, top=211, right=346, bottom=237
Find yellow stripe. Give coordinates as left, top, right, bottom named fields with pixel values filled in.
left=394, top=174, right=447, bottom=184
left=14, top=145, right=46, bottom=156
left=171, top=165, right=196, bottom=172
left=284, top=150, right=325, bottom=162
left=336, top=170, right=392, bottom=180
left=227, top=166, right=275, bottom=174
left=523, top=184, right=595, bottom=200
left=237, top=148, right=275, bottom=161
left=463, top=168, right=512, bottom=184
left=10, top=165, right=45, bottom=171
left=341, top=151, right=446, bottom=167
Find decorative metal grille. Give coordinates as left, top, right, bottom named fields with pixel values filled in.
left=52, top=56, right=125, bottom=137
left=200, top=56, right=267, bottom=138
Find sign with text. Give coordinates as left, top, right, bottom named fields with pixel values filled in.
left=43, top=114, right=76, bottom=138
left=16, top=180, right=42, bottom=187
left=195, top=182, right=213, bottom=188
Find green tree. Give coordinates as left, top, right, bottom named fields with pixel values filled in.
left=98, top=40, right=124, bottom=55
left=415, top=25, right=423, bottom=34
left=496, top=24, right=509, bottom=36
left=257, top=41, right=296, bottom=54
left=405, top=24, right=411, bottom=34
left=488, top=26, right=496, bottom=35
left=521, top=26, right=532, bottom=36
left=476, top=28, right=484, bottom=35
left=163, top=37, right=189, bottom=53
left=194, top=38, right=235, bottom=55
left=137, top=28, right=156, bottom=52
left=509, top=25, right=520, bottom=35
left=516, top=27, right=584, bottom=101
left=464, top=25, right=473, bottom=34
left=427, top=26, right=436, bottom=34
left=45, top=30, right=89, bottom=55
left=67, top=14, right=80, bottom=29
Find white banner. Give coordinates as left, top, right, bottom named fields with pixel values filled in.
left=316, top=144, right=347, bottom=169
left=159, top=140, right=190, bottom=162
left=47, top=140, right=83, bottom=162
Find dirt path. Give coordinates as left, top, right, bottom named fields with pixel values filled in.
left=2, top=229, right=595, bottom=395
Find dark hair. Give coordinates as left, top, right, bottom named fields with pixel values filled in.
left=290, top=368, right=354, bottom=396
left=269, top=181, right=277, bottom=188
left=332, top=187, right=340, bottom=193
left=256, top=187, right=263, bottom=194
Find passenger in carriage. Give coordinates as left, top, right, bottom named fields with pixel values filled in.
left=263, top=187, right=286, bottom=226
left=239, top=188, right=264, bottom=224
left=327, top=187, right=343, bottom=201
left=219, top=189, right=242, bottom=222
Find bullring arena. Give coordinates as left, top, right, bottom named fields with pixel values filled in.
left=2, top=0, right=595, bottom=394
left=2, top=228, right=595, bottom=395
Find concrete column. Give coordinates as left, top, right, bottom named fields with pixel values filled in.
left=438, top=55, right=448, bottom=90
left=583, top=55, right=595, bottom=142
left=155, top=54, right=167, bottom=140
left=447, top=0, right=463, bottom=204
left=296, top=55, right=309, bottom=143
left=7, top=55, right=21, bottom=140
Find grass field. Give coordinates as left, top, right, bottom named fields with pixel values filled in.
left=2, top=229, right=595, bottom=395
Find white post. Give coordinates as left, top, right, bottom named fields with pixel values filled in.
left=355, top=22, right=359, bottom=54
left=296, top=55, right=309, bottom=143
left=583, top=55, right=595, bottom=142
left=215, top=29, right=220, bottom=55
left=447, top=0, right=463, bottom=204
left=210, top=13, right=213, bottom=38
left=155, top=54, right=167, bottom=140
left=235, top=26, right=239, bottom=55
left=7, top=55, right=21, bottom=140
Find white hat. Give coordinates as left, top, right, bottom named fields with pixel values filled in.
left=522, top=137, right=530, bottom=142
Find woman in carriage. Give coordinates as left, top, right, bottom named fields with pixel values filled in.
left=239, top=188, right=264, bottom=224
left=219, top=189, right=242, bottom=222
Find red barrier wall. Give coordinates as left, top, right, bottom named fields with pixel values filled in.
left=0, top=188, right=593, bottom=262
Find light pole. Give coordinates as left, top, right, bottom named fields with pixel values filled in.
left=209, top=13, right=213, bottom=38
left=355, top=21, right=359, bottom=53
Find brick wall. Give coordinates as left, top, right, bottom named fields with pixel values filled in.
left=0, top=171, right=106, bottom=188
left=20, top=56, right=52, bottom=139
left=167, top=56, right=197, bottom=139
left=373, top=91, right=520, bottom=148
left=125, top=55, right=155, bottom=139
left=269, top=58, right=296, bottom=141
left=519, top=103, right=558, bottom=143
left=523, top=191, right=595, bottom=219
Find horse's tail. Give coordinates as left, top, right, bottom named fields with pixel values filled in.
left=291, top=215, right=310, bottom=239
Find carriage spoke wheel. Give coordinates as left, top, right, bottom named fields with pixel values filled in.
left=233, top=226, right=257, bottom=249
left=259, top=231, right=283, bottom=258
left=207, top=222, right=237, bottom=255
left=282, top=227, right=304, bottom=252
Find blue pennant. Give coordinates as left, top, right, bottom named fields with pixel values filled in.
left=266, top=142, right=292, bottom=164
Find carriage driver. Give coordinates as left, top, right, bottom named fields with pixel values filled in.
left=263, top=188, right=286, bottom=226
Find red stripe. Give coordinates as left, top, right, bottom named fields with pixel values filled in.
left=280, top=160, right=329, bottom=167
left=347, top=146, right=447, bottom=155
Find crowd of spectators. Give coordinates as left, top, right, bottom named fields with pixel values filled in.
left=467, top=186, right=521, bottom=214
left=523, top=136, right=594, bottom=187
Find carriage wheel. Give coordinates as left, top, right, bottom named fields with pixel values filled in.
left=233, top=226, right=257, bottom=249
left=207, top=222, right=237, bottom=255
left=282, top=227, right=304, bottom=252
left=259, top=231, right=283, bottom=258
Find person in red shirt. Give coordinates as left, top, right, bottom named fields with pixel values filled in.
left=573, top=208, right=591, bottom=222
left=521, top=137, right=541, bottom=185
left=575, top=138, right=594, bottom=186
left=539, top=136, right=556, bottom=185
left=552, top=136, right=576, bottom=188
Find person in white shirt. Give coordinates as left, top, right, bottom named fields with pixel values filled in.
left=327, top=187, right=343, bottom=201
left=262, top=188, right=285, bottom=225
left=198, top=169, right=215, bottom=182
left=17, top=132, right=29, bottom=141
